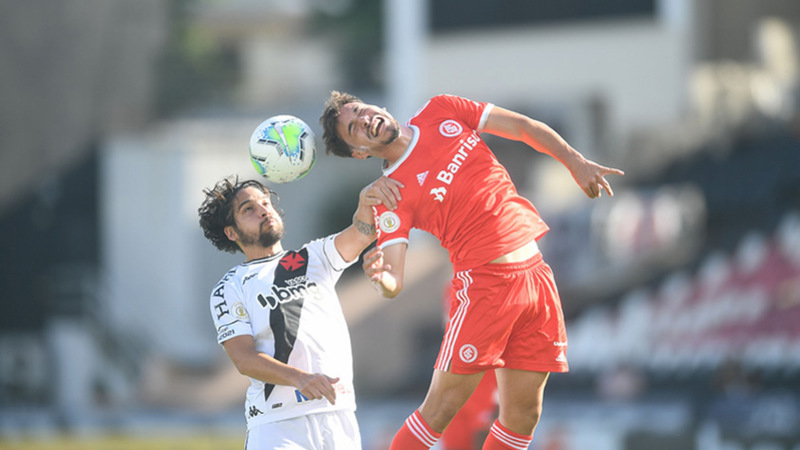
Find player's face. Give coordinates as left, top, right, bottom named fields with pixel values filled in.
left=230, top=187, right=284, bottom=249
left=336, top=102, right=400, bottom=154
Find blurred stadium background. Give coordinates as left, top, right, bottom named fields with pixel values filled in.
left=1, top=0, right=799, bottom=449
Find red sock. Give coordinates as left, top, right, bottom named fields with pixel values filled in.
left=389, top=410, right=441, bottom=449
left=482, top=420, right=533, bottom=450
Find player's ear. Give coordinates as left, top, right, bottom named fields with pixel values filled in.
left=224, top=225, right=238, bottom=242
left=351, top=148, right=370, bottom=160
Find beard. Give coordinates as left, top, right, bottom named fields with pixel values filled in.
left=238, top=219, right=284, bottom=249
left=257, top=227, right=284, bottom=248
left=380, top=118, right=401, bottom=145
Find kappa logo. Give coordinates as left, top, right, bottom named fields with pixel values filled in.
left=248, top=405, right=263, bottom=417
left=416, top=171, right=429, bottom=186
left=429, top=187, right=447, bottom=202
left=459, top=344, right=478, bottom=363
left=439, top=120, right=462, bottom=137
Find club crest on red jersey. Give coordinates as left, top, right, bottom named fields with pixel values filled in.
left=439, top=119, right=462, bottom=137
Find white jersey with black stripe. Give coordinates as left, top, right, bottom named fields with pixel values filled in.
left=209, top=234, right=357, bottom=429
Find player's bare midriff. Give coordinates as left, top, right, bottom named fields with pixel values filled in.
left=490, top=239, right=540, bottom=264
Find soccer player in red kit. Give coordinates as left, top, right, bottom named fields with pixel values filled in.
left=320, top=92, right=624, bottom=449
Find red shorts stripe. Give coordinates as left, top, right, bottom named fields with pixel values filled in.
left=436, top=270, right=473, bottom=371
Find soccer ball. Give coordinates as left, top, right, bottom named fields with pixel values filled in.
left=249, top=115, right=317, bottom=183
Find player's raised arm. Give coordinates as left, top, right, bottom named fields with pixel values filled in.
left=482, top=106, right=624, bottom=199
left=334, top=176, right=404, bottom=263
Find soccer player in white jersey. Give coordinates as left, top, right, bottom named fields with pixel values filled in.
left=198, top=175, right=401, bottom=449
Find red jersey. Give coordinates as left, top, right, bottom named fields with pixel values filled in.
left=374, top=94, right=550, bottom=272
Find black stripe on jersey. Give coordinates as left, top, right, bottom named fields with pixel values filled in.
left=263, top=248, right=309, bottom=402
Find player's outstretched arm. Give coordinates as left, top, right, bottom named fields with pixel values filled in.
left=483, top=106, right=624, bottom=199
left=335, top=176, right=404, bottom=262
left=222, top=335, right=339, bottom=404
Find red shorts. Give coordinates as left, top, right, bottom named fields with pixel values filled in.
left=435, top=253, right=569, bottom=375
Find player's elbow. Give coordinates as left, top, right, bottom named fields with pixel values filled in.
left=382, top=281, right=403, bottom=299
left=231, top=358, right=255, bottom=378
left=227, top=351, right=260, bottom=379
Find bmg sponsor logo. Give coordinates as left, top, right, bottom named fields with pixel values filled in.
left=257, top=277, right=322, bottom=309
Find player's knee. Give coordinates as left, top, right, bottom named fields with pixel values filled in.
left=527, top=403, right=543, bottom=427
left=502, top=402, right=543, bottom=433
left=420, top=396, right=466, bottom=431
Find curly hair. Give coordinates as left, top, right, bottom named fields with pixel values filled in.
left=197, top=176, right=280, bottom=254
left=320, top=90, right=362, bottom=158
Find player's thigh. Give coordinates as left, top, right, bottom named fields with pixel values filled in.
left=495, top=368, right=549, bottom=430
left=319, top=410, right=362, bottom=449
left=246, top=417, right=312, bottom=450
left=245, top=411, right=361, bottom=450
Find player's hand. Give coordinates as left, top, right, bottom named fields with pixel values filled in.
left=293, top=372, right=340, bottom=405
left=360, top=176, right=404, bottom=210
left=571, top=160, right=624, bottom=199
left=362, top=246, right=391, bottom=283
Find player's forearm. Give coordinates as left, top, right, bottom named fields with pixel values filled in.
left=333, top=212, right=377, bottom=263
left=343, top=224, right=376, bottom=259
left=353, top=208, right=376, bottom=238
left=238, top=355, right=338, bottom=404
left=371, top=271, right=402, bottom=298
left=233, top=351, right=306, bottom=387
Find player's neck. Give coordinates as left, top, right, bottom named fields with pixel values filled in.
left=243, top=242, right=284, bottom=262
left=383, top=125, right=413, bottom=166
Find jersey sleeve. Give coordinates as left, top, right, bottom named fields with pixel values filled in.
left=209, top=268, right=253, bottom=345
left=374, top=203, right=413, bottom=249
left=306, top=235, right=356, bottom=277
left=433, top=94, right=494, bottom=132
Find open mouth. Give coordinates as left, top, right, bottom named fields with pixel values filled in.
left=370, top=117, right=384, bottom=138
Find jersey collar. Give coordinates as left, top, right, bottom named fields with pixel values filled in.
left=243, top=250, right=286, bottom=266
